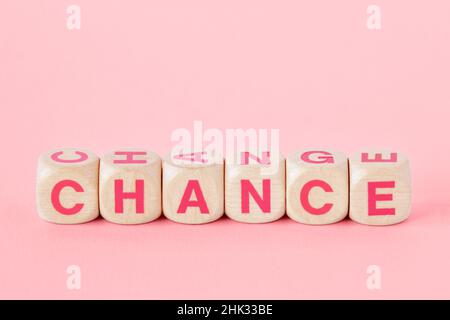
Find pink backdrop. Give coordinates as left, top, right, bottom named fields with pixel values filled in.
left=1, top=0, right=449, bottom=299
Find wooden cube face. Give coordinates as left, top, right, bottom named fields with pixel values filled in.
left=36, top=148, right=99, bottom=224
left=99, top=150, right=162, bottom=224
left=286, top=150, right=348, bottom=225
left=162, top=152, right=224, bottom=224
left=349, top=151, right=411, bottom=225
left=225, top=152, right=285, bottom=223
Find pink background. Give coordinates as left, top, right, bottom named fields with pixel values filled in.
left=1, top=0, right=449, bottom=299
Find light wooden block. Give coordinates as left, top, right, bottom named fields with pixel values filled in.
left=225, top=152, right=285, bottom=223
left=163, top=152, right=224, bottom=224
left=99, top=150, right=162, bottom=224
left=349, top=151, right=411, bottom=225
left=286, top=150, right=348, bottom=225
left=36, top=148, right=99, bottom=224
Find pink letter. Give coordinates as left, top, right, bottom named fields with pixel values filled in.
left=300, top=180, right=333, bottom=215
left=368, top=181, right=395, bottom=216
left=241, top=179, right=271, bottom=213
left=114, top=179, right=145, bottom=214
left=301, top=151, right=334, bottom=164
left=177, top=180, right=209, bottom=214
left=240, top=151, right=271, bottom=165
left=113, top=151, right=147, bottom=164
left=362, top=152, right=397, bottom=163
left=51, top=151, right=88, bottom=163
left=51, top=180, right=84, bottom=215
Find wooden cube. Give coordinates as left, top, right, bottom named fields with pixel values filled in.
left=286, top=150, right=349, bottom=224
left=162, top=151, right=224, bottom=224
left=99, top=150, right=162, bottom=224
left=349, top=151, right=411, bottom=225
left=225, top=152, right=285, bottom=223
left=36, top=148, right=99, bottom=224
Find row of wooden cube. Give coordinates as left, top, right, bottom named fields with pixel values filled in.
left=36, top=149, right=411, bottom=226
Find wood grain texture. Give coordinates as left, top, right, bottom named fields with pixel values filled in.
left=162, top=152, right=224, bottom=224
left=36, top=148, right=99, bottom=224
left=99, top=150, right=161, bottom=224
left=225, top=153, right=285, bottom=223
left=286, top=150, right=348, bottom=225
left=349, top=151, right=411, bottom=225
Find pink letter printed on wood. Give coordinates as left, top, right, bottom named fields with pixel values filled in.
left=286, top=150, right=349, bottom=225
left=225, top=151, right=285, bottom=223
left=36, top=148, right=99, bottom=224
left=349, top=151, right=412, bottom=225
left=162, top=151, right=224, bottom=224
left=99, top=150, right=162, bottom=224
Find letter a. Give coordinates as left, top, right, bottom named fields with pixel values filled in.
left=366, top=5, right=381, bottom=30
left=366, top=265, right=381, bottom=290
left=66, top=265, right=81, bottom=290
left=67, top=5, right=81, bottom=30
